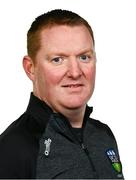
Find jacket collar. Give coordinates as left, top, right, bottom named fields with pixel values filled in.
left=26, top=92, right=93, bottom=133
left=26, top=93, right=53, bottom=133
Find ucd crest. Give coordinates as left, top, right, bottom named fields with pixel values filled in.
left=106, top=149, right=122, bottom=173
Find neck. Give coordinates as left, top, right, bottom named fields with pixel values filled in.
left=58, top=105, right=86, bottom=128
left=33, top=92, right=86, bottom=128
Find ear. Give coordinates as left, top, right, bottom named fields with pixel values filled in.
left=22, top=56, right=35, bottom=81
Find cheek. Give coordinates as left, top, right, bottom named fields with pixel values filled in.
left=37, top=65, right=63, bottom=87
left=85, top=65, right=96, bottom=82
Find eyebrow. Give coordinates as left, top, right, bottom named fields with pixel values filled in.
left=46, top=48, right=95, bottom=59
left=77, top=48, right=95, bottom=55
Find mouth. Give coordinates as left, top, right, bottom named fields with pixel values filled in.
left=62, top=84, right=84, bottom=88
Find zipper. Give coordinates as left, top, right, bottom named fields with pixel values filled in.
left=81, top=143, right=99, bottom=179
left=52, top=113, right=99, bottom=178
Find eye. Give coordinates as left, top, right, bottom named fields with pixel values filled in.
left=79, top=55, right=91, bottom=62
left=51, top=57, right=63, bottom=65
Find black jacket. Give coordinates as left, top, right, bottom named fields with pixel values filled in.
left=0, top=93, right=124, bottom=179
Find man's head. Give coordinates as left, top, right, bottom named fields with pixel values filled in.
left=27, top=9, right=95, bottom=61
left=23, top=9, right=96, bottom=113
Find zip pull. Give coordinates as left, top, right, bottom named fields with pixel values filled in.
left=44, top=138, right=52, bottom=156
left=81, top=143, right=88, bottom=154
left=81, top=143, right=90, bottom=157
left=81, top=143, right=86, bottom=150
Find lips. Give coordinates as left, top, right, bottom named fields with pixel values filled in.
left=62, top=84, right=83, bottom=88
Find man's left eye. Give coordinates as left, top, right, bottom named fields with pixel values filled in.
left=79, top=55, right=90, bottom=62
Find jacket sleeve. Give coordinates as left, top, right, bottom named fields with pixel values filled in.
left=0, top=126, right=37, bottom=178
left=0, top=132, right=20, bottom=178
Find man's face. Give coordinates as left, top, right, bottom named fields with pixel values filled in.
left=32, top=25, right=96, bottom=112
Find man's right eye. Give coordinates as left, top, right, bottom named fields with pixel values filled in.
left=51, top=57, right=63, bottom=64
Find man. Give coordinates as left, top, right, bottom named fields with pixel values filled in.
left=0, top=9, right=124, bottom=179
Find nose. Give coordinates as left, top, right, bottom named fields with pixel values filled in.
left=67, top=57, right=82, bottom=79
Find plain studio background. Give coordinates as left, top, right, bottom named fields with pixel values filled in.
left=0, top=0, right=135, bottom=179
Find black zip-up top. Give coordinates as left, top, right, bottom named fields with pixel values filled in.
left=0, top=93, right=124, bottom=179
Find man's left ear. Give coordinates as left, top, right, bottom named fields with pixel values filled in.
left=22, top=56, right=35, bottom=81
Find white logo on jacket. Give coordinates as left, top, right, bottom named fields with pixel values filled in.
left=44, top=138, right=52, bottom=156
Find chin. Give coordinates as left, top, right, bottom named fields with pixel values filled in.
left=63, top=100, right=86, bottom=110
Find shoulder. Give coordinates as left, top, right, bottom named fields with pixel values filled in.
left=0, top=112, right=40, bottom=155
left=0, top=113, right=39, bottom=178
left=87, top=118, right=116, bottom=140
left=86, top=118, right=120, bottom=155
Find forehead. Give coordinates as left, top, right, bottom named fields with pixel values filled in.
left=39, top=25, right=94, bottom=55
